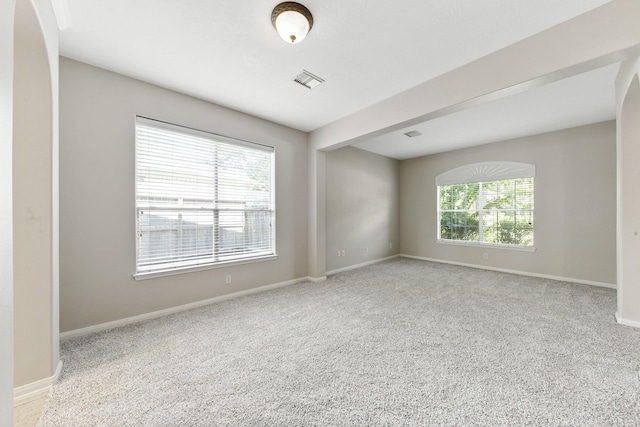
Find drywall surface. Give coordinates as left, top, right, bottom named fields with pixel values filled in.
left=13, top=0, right=60, bottom=390
left=309, top=0, right=640, bottom=151
left=400, top=121, right=616, bottom=285
left=1, top=0, right=15, bottom=421
left=13, top=0, right=53, bottom=387
left=326, top=146, right=400, bottom=272
left=59, top=58, right=308, bottom=332
left=616, top=57, right=640, bottom=325
left=308, top=149, right=326, bottom=279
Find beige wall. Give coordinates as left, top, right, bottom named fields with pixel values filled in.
left=400, top=121, right=617, bottom=286
left=326, top=146, right=400, bottom=272
left=305, top=1, right=640, bottom=282
left=59, top=58, right=309, bottom=332
left=13, top=0, right=53, bottom=387
left=12, top=0, right=60, bottom=394
left=308, top=149, right=326, bottom=279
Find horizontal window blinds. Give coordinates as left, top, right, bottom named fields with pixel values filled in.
left=135, top=117, right=275, bottom=274
left=438, top=177, right=534, bottom=247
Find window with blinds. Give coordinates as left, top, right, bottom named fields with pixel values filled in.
left=135, top=117, right=275, bottom=275
left=436, top=162, right=534, bottom=248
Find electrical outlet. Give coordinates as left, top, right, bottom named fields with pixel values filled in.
left=225, top=274, right=232, bottom=284
left=341, top=249, right=345, bottom=257
left=365, top=246, right=369, bottom=253
left=337, top=250, right=341, bottom=257
left=389, top=242, right=393, bottom=249
left=483, top=253, right=488, bottom=260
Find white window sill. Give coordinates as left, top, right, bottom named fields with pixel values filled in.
left=436, top=239, right=536, bottom=252
left=133, top=254, right=278, bottom=281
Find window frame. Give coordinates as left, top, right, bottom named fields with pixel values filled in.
left=133, top=116, right=277, bottom=279
left=436, top=162, right=536, bottom=251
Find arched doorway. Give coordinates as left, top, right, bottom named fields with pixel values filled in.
left=8, top=0, right=60, bottom=423
left=13, top=0, right=54, bottom=389
left=617, top=74, right=640, bottom=327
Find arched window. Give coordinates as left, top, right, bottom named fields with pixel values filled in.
left=436, top=162, right=535, bottom=249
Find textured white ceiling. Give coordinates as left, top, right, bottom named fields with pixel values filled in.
left=57, top=0, right=613, bottom=156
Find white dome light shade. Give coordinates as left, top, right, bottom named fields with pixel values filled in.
left=271, top=3, right=313, bottom=44
left=275, top=10, right=309, bottom=43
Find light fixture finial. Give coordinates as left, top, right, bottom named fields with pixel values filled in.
left=271, top=2, right=313, bottom=44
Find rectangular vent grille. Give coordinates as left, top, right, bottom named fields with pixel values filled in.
left=404, top=130, right=422, bottom=138
left=294, top=70, right=325, bottom=89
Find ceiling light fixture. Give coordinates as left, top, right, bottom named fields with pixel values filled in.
left=271, top=2, right=313, bottom=44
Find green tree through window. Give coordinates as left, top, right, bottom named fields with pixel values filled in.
left=438, top=177, right=534, bottom=247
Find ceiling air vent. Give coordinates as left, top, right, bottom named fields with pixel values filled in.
left=294, top=70, right=324, bottom=89
left=404, top=130, right=422, bottom=138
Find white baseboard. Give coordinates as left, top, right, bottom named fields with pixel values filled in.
left=307, top=276, right=327, bottom=283
left=401, top=254, right=616, bottom=289
left=61, top=276, right=312, bottom=340
left=14, top=360, right=63, bottom=406
left=326, top=255, right=400, bottom=276
left=616, top=312, right=640, bottom=328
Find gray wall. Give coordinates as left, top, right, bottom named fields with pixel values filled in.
left=59, top=58, right=309, bottom=332
left=326, top=146, right=400, bottom=272
left=400, top=121, right=617, bottom=285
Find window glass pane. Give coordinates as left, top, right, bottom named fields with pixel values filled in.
left=515, top=178, right=534, bottom=209
left=482, top=181, right=498, bottom=210
left=439, top=186, right=453, bottom=210
left=458, top=183, right=479, bottom=210
left=441, top=211, right=479, bottom=242
left=514, top=210, right=534, bottom=246
left=482, top=211, right=498, bottom=244
left=439, top=183, right=480, bottom=210
left=495, top=210, right=516, bottom=245
left=450, top=184, right=463, bottom=209
left=137, top=210, right=214, bottom=268
left=440, top=211, right=453, bottom=239
left=483, top=180, right=516, bottom=210
left=438, top=171, right=534, bottom=248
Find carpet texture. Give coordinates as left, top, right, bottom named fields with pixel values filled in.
left=38, top=258, right=640, bottom=426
